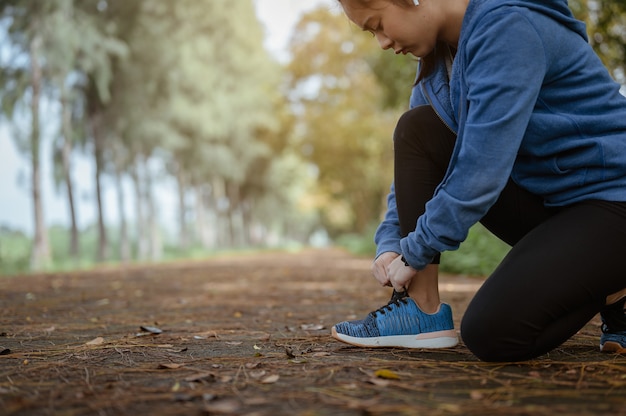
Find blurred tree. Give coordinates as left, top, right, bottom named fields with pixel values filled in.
left=288, top=6, right=414, bottom=236
left=90, top=0, right=301, bottom=256
left=44, top=0, right=126, bottom=261
left=0, top=1, right=54, bottom=270
left=584, top=0, right=626, bottom=86
left=116, top=0, right=289, bottom=249
left=77, top=2, right=128, bottom=262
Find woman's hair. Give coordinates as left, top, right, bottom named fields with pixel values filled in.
left=338, top=0, right=441, bottom=84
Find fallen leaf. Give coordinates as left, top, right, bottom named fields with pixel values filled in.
left=225, top=341, right=242, bottom=346
left=374, top=369, right=400, bottom=380
left=253, top=344, right=262, bottom=350
left=158, top=363, right=184, bottom=370
left=85, top=337, right=104, bottom=346
left=204, top=399, right=240, bottom=413
left=140, top=326, right=163, bottom=334
left=312, top=352, right=331, bottom=357
left=260, top=374, right=280, bottom=384
left=300, top=324, right=325, bottom=331
left=249, top=370, right=266, bottom=379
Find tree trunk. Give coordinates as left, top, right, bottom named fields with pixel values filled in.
left=175, top=166, right=189, bottom=250
left=114, top=166, right=130, bottom=262
left=212, top=178, right=229, bottom=247
left=91, top=111, right=108, bottom=262
left=60, top=85, right=79, bottom=259
left=226, top=180, right=241, bottom=247
left=241, top=199, right=253, bottom=246
left=131, top=162, right=149, bottom=261
left=195, top=185, right=215, bottom=249
left=29, top=35, right=50, bottom=271
left=143, top=155, right=161, bottom=261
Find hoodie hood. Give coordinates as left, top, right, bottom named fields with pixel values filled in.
left=465, top=0, right=588, bottom=42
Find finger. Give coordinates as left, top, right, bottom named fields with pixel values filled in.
left=391, top=282, right=405, bottom=292
left=377, top=274, right=391, bottom=286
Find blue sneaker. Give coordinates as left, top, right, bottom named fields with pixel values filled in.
left=600, top=297, right=626, bottom=353
left=600, top=331, right=626, bottom=353
left=331, top=292, right=458, bottom=349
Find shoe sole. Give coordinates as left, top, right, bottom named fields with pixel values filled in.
left=331, top=326, right=458, bottom=349
left=600, top=341, right=626, bottom=354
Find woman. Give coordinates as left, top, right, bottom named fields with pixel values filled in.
left=331, top=0, right=626, bottom=361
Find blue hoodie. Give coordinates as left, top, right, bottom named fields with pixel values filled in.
left=375, top=0, right=626, bottom=270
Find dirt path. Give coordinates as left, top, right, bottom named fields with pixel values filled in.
left=1, top=248, right=624, bottom=415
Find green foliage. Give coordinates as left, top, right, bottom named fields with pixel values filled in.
left=0, top=227, right=31, bottom=276
left=440, top=224, right=510, bottom=277
left=288, top=7, right=410, bottom=236
left=336, top=223, right=379, bottom=256
left=366, top=49, right=416, bottom=110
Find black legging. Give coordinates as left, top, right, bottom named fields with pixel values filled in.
left=394, top=105, right=626, bottom=361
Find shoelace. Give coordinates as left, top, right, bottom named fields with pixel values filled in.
left=370, top=290, right=410, bottom=317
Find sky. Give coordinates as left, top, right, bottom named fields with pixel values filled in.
left=0, top=0, right=334, bottom=236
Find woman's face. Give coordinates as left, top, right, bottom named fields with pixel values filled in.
left=340, top=0, right=439, bottom=58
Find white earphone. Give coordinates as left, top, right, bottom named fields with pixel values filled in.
left=413, top=0, right=419, bottom=5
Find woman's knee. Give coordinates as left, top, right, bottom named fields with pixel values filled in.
left=393, top=105, right=455, bottom=164
left=460, top=309, right=503, bottom=362
left=461, top=306, right=533, bottom=362
left=393, top=106, right=445, bottom=144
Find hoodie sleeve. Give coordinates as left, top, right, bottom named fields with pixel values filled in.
left=400, top=9, right=547, bottom=269
left=374, top=182, right=402, bottom=258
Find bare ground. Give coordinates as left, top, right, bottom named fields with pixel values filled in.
left=0, top=248, right=624, bottom=416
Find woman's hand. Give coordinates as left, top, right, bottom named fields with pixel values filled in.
left=387, top=255, right=417, bottom=292
left=371, top=252, right=400, bottom=287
